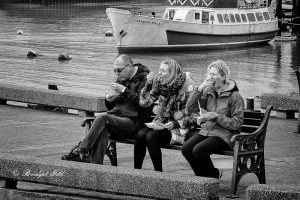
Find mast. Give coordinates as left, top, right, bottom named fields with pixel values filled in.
left=292, top=0, right=300, bottom=37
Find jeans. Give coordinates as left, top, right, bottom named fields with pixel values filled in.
left=134, top=127, right=171, bottom=172
left=182, top=131, right=230, bottom=178
left=79, top=112, right=138, bottom=164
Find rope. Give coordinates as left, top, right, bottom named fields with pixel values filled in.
left=67, top=28, right=100, bottom=55
left=89, top=14, right=134, bottom=58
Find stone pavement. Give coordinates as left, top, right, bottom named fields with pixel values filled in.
left=0, top=103, right=299, bottom=199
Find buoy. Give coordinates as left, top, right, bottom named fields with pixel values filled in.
left=105, top=30, right=113, bottom=37
left=17, top=30, right=24, bottom=35
left=58, top=53, right=71, bottom=61
left=27, top=49, right=38, bottom=58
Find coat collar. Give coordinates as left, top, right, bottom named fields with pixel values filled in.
left=206, top=80, right=237, bottom=97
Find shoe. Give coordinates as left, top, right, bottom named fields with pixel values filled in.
left=218, top=169, right=223, bottom=180
left=61, top=142, right=88, bottom=162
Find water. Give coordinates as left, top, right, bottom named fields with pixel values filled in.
left=0, top=2, right=299, bottom=100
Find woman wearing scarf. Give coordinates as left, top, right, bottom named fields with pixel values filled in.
left=134, top=59, right=194, bottom=172
left=182, top=60, right=244, bottom=179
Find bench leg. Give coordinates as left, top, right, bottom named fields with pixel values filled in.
left=226, top=155, right=242, bottom=198
left=106, top=140, right=117, bottom=166
left=4, top=179, right=17, bottom=189
left=256, top=153, right=266, bottom=184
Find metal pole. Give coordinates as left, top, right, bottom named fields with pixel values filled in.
left=292, top=0, right=300, bottom=37
left=276, top=0, right=284, bottom=36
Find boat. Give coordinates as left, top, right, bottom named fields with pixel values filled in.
left=106, top=0, right=279, bottom=53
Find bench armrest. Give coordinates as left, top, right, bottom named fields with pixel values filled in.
left=81, top=117, right=95, bottom=127
left=230, top=132, right=259, bottom=143
left=230, top=105, right=273, bottom=151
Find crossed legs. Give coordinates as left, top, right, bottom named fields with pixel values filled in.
left=79, top=112, right=138, bottom=164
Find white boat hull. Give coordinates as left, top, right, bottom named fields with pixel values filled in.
left=106, top=7, right=278, bottom=53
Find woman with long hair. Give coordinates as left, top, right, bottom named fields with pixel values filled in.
left=134, top=59, right=194, bottom=172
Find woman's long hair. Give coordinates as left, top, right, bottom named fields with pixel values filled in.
left=161, top=59, right=184, bottom=86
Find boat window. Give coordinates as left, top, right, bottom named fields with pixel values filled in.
left=247, top=13, right=256, bottom=22
left=229, top=14, right=236, bottom=23
left=173, top=9, right=189, bottom=21
left=210, top=14, right=215, bottom=24
left=164, top=12, right=169, bottom=20
left=217, top=14, right=224, bottom=23
left=241, top=13, right=247, bottom=22
left=195, top=12, right=201, bottom=20
left=255, top=12, right=264, bottom=21
left=169, top=10, right=175, bottom=20
left=263, top=12, right=270, bottom=20
left=235, top=14, right=241, bottom=22
left=202, top=11, right=209, bottom=24
left=223, top=14, right=230, bottom=23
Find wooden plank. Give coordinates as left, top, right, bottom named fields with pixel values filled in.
left=241, top=124, right=259, bottom=133
left=244, top=111, right=264, bottom=120
left=244, top=118, right=262, bottom=126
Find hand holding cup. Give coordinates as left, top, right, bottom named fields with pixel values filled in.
left=111, top=83, right=126, bottom=93
left=105, top=90, right=119, bottom=102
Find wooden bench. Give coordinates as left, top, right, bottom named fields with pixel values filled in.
left=0, top=83, right=107, bottom=116
left=82, top=105, right=273, bottom=197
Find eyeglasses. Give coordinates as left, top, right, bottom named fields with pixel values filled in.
left=114, top=64, right=130, bottom=73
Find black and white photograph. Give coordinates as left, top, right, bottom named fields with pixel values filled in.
left=0, top=0, right=299, bottom=199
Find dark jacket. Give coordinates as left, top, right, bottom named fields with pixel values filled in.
left=186, top=80, right=244, bottom=148
left=105, top=63, right=152, bottom=126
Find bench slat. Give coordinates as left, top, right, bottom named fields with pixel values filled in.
left=241, top=125, right=260, bottom=133
left=244, top=111, right=264, bottom=120
left=244, top=118, right=262, bottom=126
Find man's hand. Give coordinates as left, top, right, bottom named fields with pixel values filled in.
left=111, top=83, right=126, bottom=93
left=105, top=92, right=119, bottom=102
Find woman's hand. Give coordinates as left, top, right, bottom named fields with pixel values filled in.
left=164, top=122, right=174, bottom=130
left=202, top=112, right=219, bottom=121
left=146, top=72, right=156, bottom=84
left=197, top=77, right=213, bottom=92
left=111, top=83, right=126, bottom=93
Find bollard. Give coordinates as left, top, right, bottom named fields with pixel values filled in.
left=246, top=97, right=254, bottom=110
left=48, top=84, right=58, bottom=90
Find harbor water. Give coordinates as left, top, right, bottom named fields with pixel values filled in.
left=0, top=2, right=299, bottom=100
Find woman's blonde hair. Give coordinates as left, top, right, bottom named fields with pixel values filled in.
left=207, top=60, right=231, bottom=83
left=161, top=59, right=183, bottom=86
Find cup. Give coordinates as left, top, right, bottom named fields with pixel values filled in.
left=105, top=89, right=120, bottom=101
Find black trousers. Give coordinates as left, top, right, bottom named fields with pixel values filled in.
left=182, top=130, right=230, bottom=178
left=134, top=127, right=171, bottom=172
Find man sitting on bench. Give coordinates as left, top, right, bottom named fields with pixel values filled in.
left=62, top=54, right=152, bottom=164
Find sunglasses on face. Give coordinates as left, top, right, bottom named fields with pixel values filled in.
left=114, top=64, right=130, bottom=73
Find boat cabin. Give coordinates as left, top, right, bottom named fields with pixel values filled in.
left=163, top=7, right=273, bottom=25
